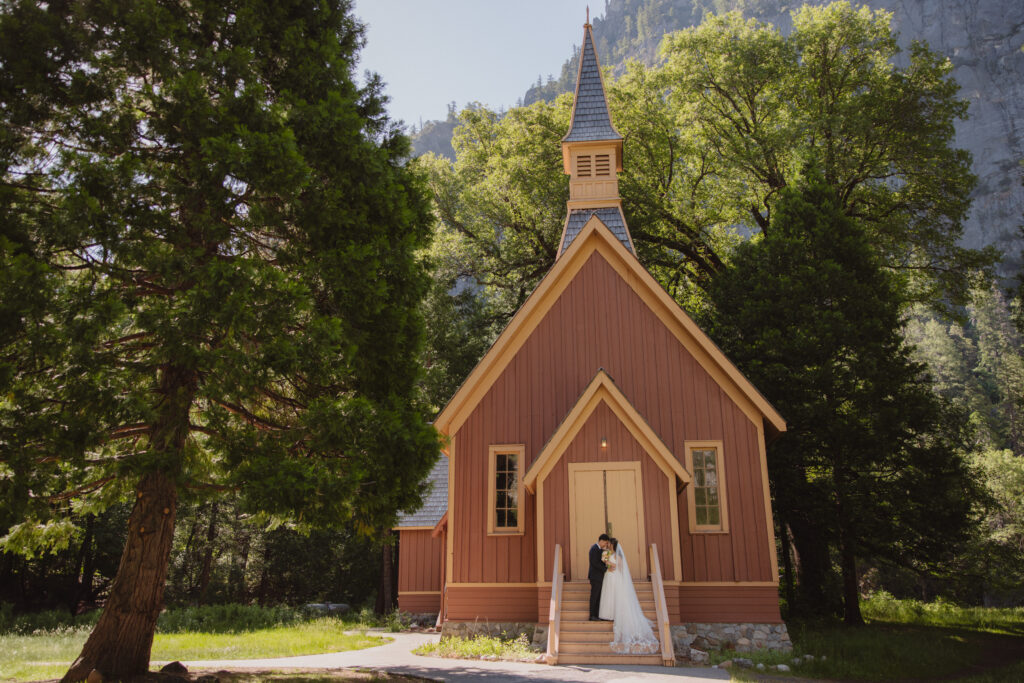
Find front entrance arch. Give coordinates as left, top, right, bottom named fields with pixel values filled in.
left=568, top=461, right=647, bottom=581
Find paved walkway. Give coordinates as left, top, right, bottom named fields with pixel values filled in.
left=181, top=631, right=730, bottom=682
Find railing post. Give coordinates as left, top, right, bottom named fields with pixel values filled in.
left=546, top=544, right=564, bottom=665
left=650, top=543, right=676, bottom=666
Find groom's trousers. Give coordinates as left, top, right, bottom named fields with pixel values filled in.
left=589, top=576, right=603, bottom=618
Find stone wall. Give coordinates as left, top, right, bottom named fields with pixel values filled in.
left=670, top=622, right=792, bottom=657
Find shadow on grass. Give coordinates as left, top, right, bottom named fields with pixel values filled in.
left=783, top=619, right=1024, bottom=681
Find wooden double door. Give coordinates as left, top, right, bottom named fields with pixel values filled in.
left=569, top=462, right=647, bottom=581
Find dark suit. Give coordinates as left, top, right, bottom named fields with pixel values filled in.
left=588, top=542, right=606, bottom=619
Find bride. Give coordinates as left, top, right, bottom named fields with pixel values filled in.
left=597, top=538, right=660, bottom=654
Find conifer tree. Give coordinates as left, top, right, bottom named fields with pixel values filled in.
left=0, top=1, right=437, bottom=679
left=710, top=170, right=978, bottom=623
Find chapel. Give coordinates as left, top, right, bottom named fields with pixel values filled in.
left=395, top=18, right=793, bottom=664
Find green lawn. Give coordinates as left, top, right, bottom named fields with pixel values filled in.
left=715, top=596, right=1024, bottom=681
left=0, top=619, right=387, bottom=683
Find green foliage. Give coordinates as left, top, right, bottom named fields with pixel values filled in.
left=862, top=592, right=1024, bottom=635
left=0, top=0, right=437, bottom=555
left=655, top=2, right=997, bottom=306
left=413, top=632, right=535, bottom=660
left=710, top=170, right=980, bottom=619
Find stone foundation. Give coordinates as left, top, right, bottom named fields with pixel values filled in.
left=404, top=612, right=439, bottom=628
left=441, top=621, right=537, bottom=644
left=670, top=622, right=792, bottom=657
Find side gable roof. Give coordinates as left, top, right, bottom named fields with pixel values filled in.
left=523, top=369, right=690, bottom=494
left=395, top=456, right=448, bottom=528
left=433, top=215, right=786, bottom=439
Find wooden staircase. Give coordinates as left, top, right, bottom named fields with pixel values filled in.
left=555, top=580, right=665, bottom=665
left=546, top=543, right=675, bottom=666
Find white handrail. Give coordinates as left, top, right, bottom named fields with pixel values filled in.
left=546, top=544, right=564, bottom=664
left=650, top=543, right=676, bottom=665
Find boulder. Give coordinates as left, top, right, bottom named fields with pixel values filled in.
left=159, top=663, right=187, bottom=675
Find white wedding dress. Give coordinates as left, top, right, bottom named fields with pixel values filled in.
left=597, top=545, right=660, bottom=654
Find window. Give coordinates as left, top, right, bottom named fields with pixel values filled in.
left=576, top=155, right=592, bottom=178
left=684, top=441, right=729, bottom=533
left=595, top=154, right=611, bottom=176
left=488, top=445, right=525, bottom=534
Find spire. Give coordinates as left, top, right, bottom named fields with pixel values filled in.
left=562, top=22, right=621, bottom=146
left=557, top=19, right=633, bottom=258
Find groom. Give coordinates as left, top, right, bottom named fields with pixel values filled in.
left=588, top=533, right=612, bottom=621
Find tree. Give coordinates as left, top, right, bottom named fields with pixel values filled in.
left=0, top=1, right=438, bottom=679
left=709, top=170, right=978, bottom=623
left=656, top=1, right=997, bottom=306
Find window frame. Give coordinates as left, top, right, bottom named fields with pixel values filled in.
left=487, top=444, right=526, bottom=535
left=684, top=440, right=729, bottom=534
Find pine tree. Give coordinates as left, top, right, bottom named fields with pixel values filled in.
left=0, top=1, right=437, bottom=679
left=710, top=170, right=978, bottom=623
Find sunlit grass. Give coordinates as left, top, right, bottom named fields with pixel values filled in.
left=0, top=619, right=387, bottom=683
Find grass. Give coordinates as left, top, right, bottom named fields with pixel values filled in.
left=0, top=605, right=395, bottom=683
left=714, top=595, right=1024, bottom=681
left=413, top=632, right=536, bottom=661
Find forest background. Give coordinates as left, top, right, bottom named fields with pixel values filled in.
left=1, top=0, right=1022, bottom=635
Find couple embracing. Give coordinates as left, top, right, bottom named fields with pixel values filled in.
left=587, top=533, right=660, bottom=654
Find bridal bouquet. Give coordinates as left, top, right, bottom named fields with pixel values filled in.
left=601, top=548, right=615, bottom=568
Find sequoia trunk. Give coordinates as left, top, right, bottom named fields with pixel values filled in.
left=62, top=364, right=195, bottom=682
left=61, top=471, right=179, bottom=682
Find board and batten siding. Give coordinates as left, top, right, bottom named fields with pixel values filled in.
left=397, top=529, right=443, bottom=613
left=541, top=400, right=675, bottom=581
left=447, top=249, right=776, bottom=622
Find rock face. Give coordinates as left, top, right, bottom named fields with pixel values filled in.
left=892, top=0, right=1023, bottom=270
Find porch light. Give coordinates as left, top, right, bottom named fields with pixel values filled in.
left=600, top=437, right=608, bottom=449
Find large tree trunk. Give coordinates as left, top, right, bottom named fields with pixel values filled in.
left=62, top=364, right=195, bottom=683
left=375, top=535, right=395, bottom=615
left=61, top=472, right=179, bottom=682
left=779, top=520, right=796, bottom=616
left=787, top=515, right=833, bottom=617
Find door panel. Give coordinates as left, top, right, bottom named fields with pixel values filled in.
left=569, top=463, right=647, bottom=581
left=571, top=470, right=606, bottom=581
left=605, top=469, right=645, bottom=579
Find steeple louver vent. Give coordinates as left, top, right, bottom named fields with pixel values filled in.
left=595, top=154, right=610, bottom=176
left=578, top=155, right=592, bottom=178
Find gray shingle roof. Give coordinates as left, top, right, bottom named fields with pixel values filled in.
left=396, top=456, right=447, bottom=528
left=560, top=207, right=633, bottom=255
left=563, top=25, right=621, bottom=143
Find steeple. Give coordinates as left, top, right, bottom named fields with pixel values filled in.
left=557, top=17, right=633, bottom=258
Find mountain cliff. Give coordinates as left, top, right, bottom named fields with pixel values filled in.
left=415, top=0, right=1023, bottom=268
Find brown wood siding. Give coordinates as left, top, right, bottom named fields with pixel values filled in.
left=541, top=401, right=674, bottom=581
left=451, top=250, right=774, bottom=585
left=398, top=529, right=444, bottom=593
left=446, top=586, right=539, bottom=622
left=398, top=593, right=441, bottom=614
left=677, top=585, right=782, bottom=623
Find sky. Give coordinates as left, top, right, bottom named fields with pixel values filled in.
left=352, top=0, right=598, bottom=127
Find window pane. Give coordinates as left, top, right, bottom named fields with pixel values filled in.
left=707, top=507, right=719, bottom=525
left=696, top=507, right=708, bottom=525
left=707, top=487, right=718, bottom=506
left=506, top=508, right=517, bottom=528
left=706, top=471, right=718, bottom=488
left=695, top=488, right=706, bottom=506
left=497, top=509, right=507, bottom=528
left=703, top=452, right=717, bottom=473
left=692, top=450, right=704, bottom=470
left=694, top=469, right=705, bottom=487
